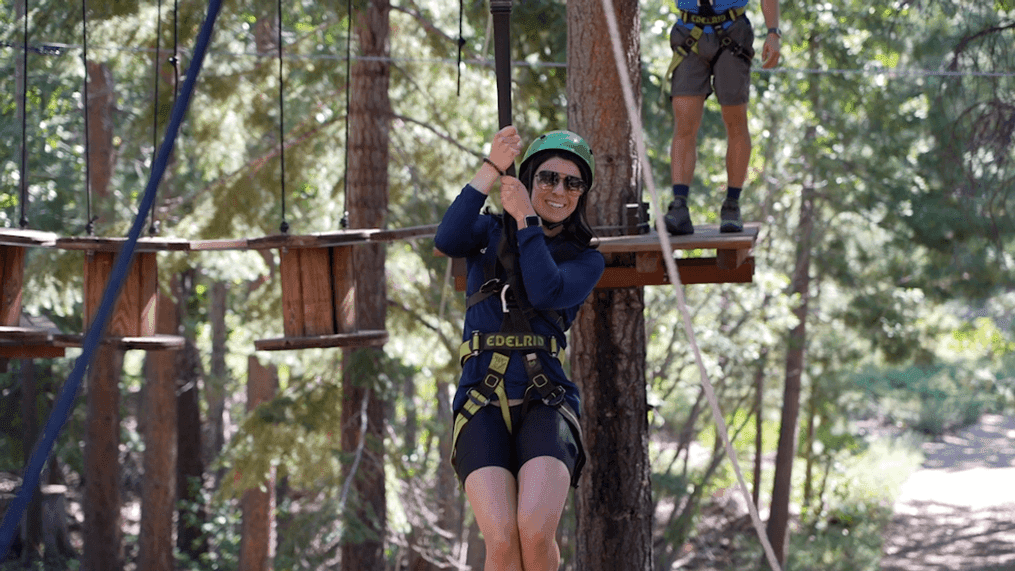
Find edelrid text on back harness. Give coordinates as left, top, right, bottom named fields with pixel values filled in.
left=451, top=218, right=586, bottom=486
left=665, top=6, right=750, bottom=94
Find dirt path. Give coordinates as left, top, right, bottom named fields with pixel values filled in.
left=881, top=414, right=1015, bottom=571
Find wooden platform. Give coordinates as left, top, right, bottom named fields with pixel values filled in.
left=0, top=326, right=67, bottom=358
left=592, top=223, right=758, bottom=287
left=254, top=330, right=389, bottom=351
left=0, top=228, right=58, bottom=247
left=445, top=223, right=759, bottom=289
left=55, top=235, right=192, bottom=252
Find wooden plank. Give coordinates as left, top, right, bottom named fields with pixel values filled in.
left=593, top=223, right=759, bottom=254
left=332, top=246, right=356, bottom=334
left=596, top=257, right=754, bottom=288
left=1, top=245, right=25, bottom=326
left=248, top=230, right=374, bottom=251
left=112, top=255, right=142, bottom=337
left=635, top=251, right=661, bottom=274
left=84, top=251, right=113, bottom=330
left=50, top=333, right=185, bottom=351
left=0, top=345, right=65, bottom=359
left=716, top=247, right=750, bottom=271
left=0, top=326, right=53, bottom=343
left=369, top=224, right=439, bottom=242
left=279, top=248, right=304, bottom=337
left=188, top=238, right=251, bottom=251
left=0, top=228, right=58, bottom=247
left=299, top=248, right=335, bottom=337
left=138, top=253, right=159, bottom=337
left=254, top=330, right=388, bottom=351
left=56, top=236, right=190, bottom=252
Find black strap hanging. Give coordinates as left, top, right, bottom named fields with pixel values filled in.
left=456, top=0, right=466, bottom=96
left=277, top=0, right=289, bottom=234
left=149, top=0, right=163, bottom=235
left=340, top=0, right=353, bottom=229
left=82, top=0, right=95, bottom=235
left=18, top=0, right=30, bottom=228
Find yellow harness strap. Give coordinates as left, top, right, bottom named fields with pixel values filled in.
left=451, top=352, right=512, bottom=464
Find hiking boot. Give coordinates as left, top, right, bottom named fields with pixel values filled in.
left=664, top=197, right=694, bottom=235
left=720, top=198, right=743, bottom=233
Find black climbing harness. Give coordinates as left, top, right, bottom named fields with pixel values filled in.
left=664, top=6, right=750, bottom=94
left=451, top=218, right=586, bottom=487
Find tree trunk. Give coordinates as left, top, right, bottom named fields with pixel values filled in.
left=139, top=293, right=179, bottom=571
left=752, top=352, right=767, bottom=509
left=86, top=61, right=116, bottom=206
left=802, top=381, right=818, bottom=512
left=766, top=31, right=822, bottom=562
left=20, top=359, right=42, bottom=562
left=207, top=280, right=228, bottom=479
left=238, top=356, right=278, bottom=571
left=568, top=1, right=651, bottom=569
left=341, top=1, right=391, bottom=569
left=175, top=272, right=207, bottom=559
left=83, top=345, right=124, bottom=571
left=765, top=178, right=815, bottom=564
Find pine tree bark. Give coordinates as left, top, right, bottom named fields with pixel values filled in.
left=238, top=356, right=278, bottom=571
left=21, top=359, right=42, bottom=561
left=341, top=1, right=391, bottom=569
left=765, top=178, right=814, bottom=564
left=567, top=1, right=652, bottom=568
left=175, top=272, right=208, bottom=559
left=83, top=345, right=124, bottom=571
left=139, top=293, right=179, bottom=571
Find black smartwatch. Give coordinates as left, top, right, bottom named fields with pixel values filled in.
left=767, top=27, right=782, bottom=38
left=523, top=214, right=541, bottom=229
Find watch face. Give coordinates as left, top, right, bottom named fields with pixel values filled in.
left=525, top=215, right=541, bottom=228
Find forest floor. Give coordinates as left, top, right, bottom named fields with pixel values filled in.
left=879, top=413, right=1015, bottom=571
left=672, top=414, right=1015, bottom=571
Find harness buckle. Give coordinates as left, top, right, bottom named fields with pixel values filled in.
left=542, top=385, right=566, bottom=407
left=470, top=330, right=482, bottom=358
left=468, top=390, right=491, bottom=409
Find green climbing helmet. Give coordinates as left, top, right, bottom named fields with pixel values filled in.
left=520, top=130, right=595, bottom=190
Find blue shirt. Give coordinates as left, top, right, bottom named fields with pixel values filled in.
left=434, top=185, right=605, bottom=417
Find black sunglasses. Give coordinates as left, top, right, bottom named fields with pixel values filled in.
left=534, top=170, right=588, bottom=195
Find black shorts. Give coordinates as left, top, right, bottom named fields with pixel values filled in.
left=453, top=400, right=584, bottom=488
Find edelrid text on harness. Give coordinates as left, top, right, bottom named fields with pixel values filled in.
left=664, top=6, right=750, bottom=95
left=450, top=218, right=586, bottom=486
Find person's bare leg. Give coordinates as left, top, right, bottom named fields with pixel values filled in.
left=721, top=102, right=751, bottom=189
left=465, top=466, right=523, bottom=571
left=670, top=95, right=708, bottom=185
left=516, top=457, right=571, bottom=571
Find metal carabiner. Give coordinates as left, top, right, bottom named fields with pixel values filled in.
left=500, top=283, right=512, bottom=313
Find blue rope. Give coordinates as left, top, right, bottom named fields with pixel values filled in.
left=0, top=0, right=222, bottom=558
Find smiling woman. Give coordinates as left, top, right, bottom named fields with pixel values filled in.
left=434, top=125, right=604, bottom=571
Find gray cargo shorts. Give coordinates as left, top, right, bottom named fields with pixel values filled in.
left=669, top=16, right=756, bottom=106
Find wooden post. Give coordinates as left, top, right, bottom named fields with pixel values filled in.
left=84, top=251, right=159, bottom=337
left=138, top=293, right=179, bottom=571
left=1, top=245, right=25, bottom=326
left=332, top=246, right=355, bottom=333
left=83, top=344, right=124, bottom=571
left=238, top=356, right=277, bottom=571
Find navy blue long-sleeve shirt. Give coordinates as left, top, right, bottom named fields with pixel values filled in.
left=435, top=185, right=605, bottom=416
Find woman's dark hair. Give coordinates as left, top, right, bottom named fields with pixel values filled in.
left=517, top=149, right=597, bottom=250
